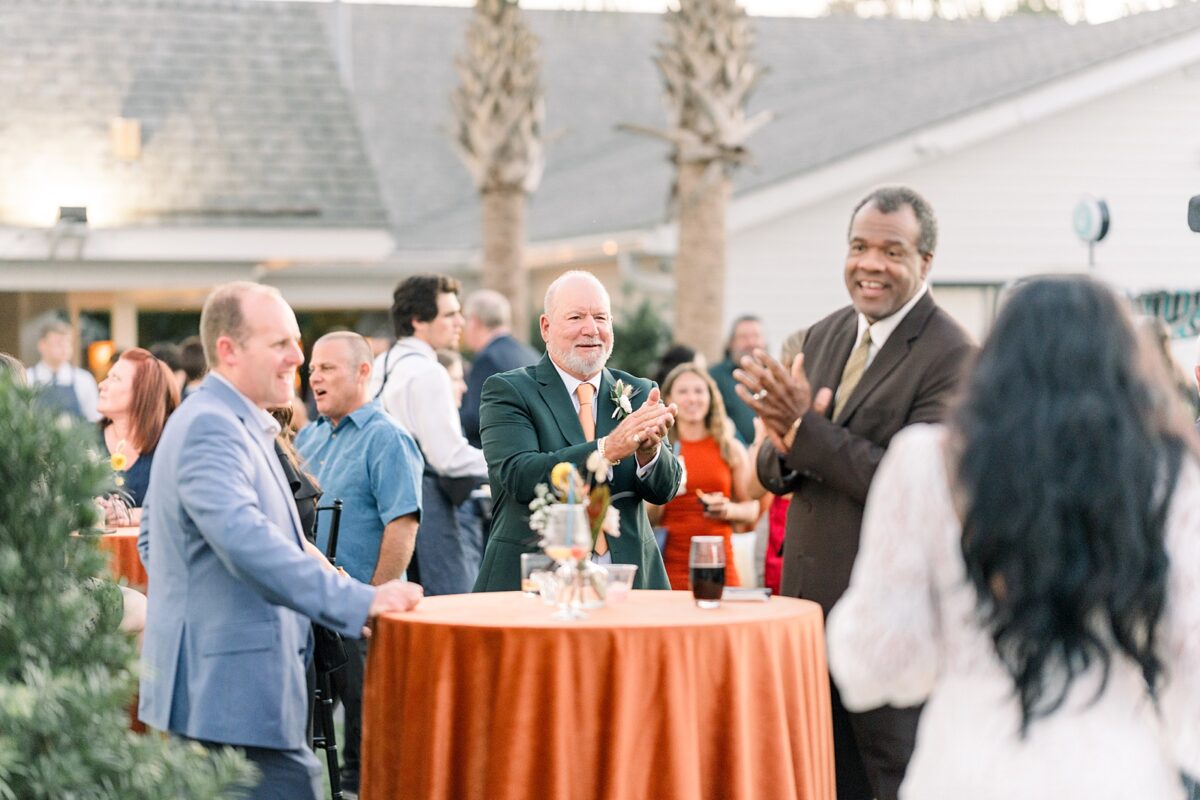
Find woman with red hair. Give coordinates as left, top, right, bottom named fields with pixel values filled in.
left=96, top=347, right=180, bottom=525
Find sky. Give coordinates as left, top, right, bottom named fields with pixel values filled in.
left=300, top=0, right=1168, bottom=25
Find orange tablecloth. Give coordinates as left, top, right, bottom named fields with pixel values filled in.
left=97, top=528, right=146, bottom=590
left=361, top=590, right=834, bottom=800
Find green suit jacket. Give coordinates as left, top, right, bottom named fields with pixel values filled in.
left=473, top=354, right=681, bottom=592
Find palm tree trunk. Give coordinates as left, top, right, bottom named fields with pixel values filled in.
left=481, top=186, right=529, bottom=342
left=674, top=161, right=729, bottom=362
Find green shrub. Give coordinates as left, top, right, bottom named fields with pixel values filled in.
left=0, top=378, right=255, bottom=799
left=610, top=299, right=671, bottom=380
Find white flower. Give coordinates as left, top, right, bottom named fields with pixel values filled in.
left=602, top=506, right=620, bottom=537
left=586, top=450, right=609, bottom=482
left=609, top=380, right=640, bottom=419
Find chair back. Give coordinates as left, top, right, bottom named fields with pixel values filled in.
left=315, top=499, right=344, bottom=563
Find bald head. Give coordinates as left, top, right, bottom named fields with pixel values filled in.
left=540, top=270, right=614, bottom=380
left=309, top=331, right=374, bottom=425
left=314, top=331, right=373, bottom=369
left=200, top=281, right=287, bottom=368
left=543, top=270, right=610, bottom=319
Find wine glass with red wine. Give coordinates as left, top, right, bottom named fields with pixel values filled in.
left=689, top=536, right=725, bottom=609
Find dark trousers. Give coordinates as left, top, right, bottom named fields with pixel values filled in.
left=830, top=681, right=921, bottom=800
left=186, top=737, right=322, bottom=800
left=329, top=637, right=369, bottom=791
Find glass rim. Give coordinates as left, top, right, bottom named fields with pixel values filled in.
left=689, top=535, right=724, bottom=544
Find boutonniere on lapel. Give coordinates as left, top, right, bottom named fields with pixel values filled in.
left=609, top=380, right=640, bottom=419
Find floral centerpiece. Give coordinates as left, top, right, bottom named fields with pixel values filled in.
left=529, top=452, right=620, bottom=615
left=529, top=451, right=619, bottom=552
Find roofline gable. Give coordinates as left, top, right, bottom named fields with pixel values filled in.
left=719, top=24, right=1200, bottom=235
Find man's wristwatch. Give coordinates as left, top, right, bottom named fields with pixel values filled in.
left=597, top=436, right=620, bottom=465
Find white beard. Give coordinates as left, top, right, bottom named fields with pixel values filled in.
left=550, top=339, right=612, bottom=377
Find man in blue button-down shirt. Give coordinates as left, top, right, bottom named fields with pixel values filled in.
left=296, top=331, right=423, bottom=798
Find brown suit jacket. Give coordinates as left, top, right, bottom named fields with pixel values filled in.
left=758, top=291, right=975, bottom=614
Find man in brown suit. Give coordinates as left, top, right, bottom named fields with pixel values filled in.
left=735, top=186, right=975, bottom=800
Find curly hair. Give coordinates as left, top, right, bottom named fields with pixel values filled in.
left=390, top=274, right=461, bottom=338
left=661, top=362, right=740, bottom=470
left=950, top=276, right=1193, bottom=734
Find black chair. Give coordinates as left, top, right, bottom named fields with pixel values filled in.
left=312, top=499, right=348, bottom=800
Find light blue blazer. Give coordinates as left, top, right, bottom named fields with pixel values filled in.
left=138, top=374, right=375, bottom=749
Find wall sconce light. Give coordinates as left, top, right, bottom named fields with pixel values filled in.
left=58, top=206, right=89, bottom=225
left=49, top=206, right=89, bottom=260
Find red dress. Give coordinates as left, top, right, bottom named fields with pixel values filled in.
left=660, top=437, right=741, bottom=590
left=764, top=494, right=790, bottom=595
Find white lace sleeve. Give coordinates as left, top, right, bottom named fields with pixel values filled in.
left=827, top=424, right=945, bottom=711
left=1160, top=457, right=1200, bottom=778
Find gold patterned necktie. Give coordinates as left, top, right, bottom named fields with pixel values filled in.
left=833, top=328, right=872, bottom=419
left=576, top=382, right=596, bottom=442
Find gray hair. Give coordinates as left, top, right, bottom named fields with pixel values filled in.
left=37, top=318, right=72, bottom=341
left=464, top=289, right=512, bottom=330
left=199, top=282, right=284, bottom=368
left=849, top=186, right=938, bottom=256
left=314, top=331, right=373, bottom=369
left=543, top=270, right=610, bottom=317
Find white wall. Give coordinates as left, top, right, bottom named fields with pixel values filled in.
left=727, top=63, right=1200, bottom=350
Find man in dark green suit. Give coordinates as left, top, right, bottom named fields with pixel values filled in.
left=473, top=271, right=682, bottom=592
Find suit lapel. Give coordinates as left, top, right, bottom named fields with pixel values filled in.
left=535, top=354, right=586, bottom=446
left=809, top=309, right=859, bottom=402
left=595, top=369, right=618, bottom=439
left=252, top=431, right=306, bottom=547
left=205, top=376, right=305, bottom=547
left=835, top=292, right=936, bottom=424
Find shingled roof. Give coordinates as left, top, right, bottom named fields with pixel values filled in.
left=327, top=1, right=1200, bottom=252
left=0, top=0, right=387, bottom=229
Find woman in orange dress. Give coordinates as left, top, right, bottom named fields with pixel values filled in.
left=648, top=363, right=759, bottom=590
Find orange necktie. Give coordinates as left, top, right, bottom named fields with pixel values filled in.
left=576, top=382, right=596, bottom=442
left=576, top=382, right=607, bottom=555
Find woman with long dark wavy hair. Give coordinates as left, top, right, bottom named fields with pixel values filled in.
left=827, top=276, right=1199, bottom=799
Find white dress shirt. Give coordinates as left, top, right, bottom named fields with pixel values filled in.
left=854, top=283, right=928, bottom=369
left=369, top=338, right=488, bottom=479
left=28, top=361, right=100, bottom=422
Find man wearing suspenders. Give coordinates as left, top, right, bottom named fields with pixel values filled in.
left=28, top=318, right=99, bottom=422
left=368, top=274, right=490, bottom=596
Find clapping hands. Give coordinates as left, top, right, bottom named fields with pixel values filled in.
left=734, top=350, right=832, bottom=453
left=95, top=493, right=134, bottom=527
left=604, top=387, right=678, bottom=465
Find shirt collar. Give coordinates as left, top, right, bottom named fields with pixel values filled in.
left=550, top=358, right=602, bottom=399
left=317, top=400, right=378, bottom=431
left=208, top=372, right=281, bottom=436
left=396, top=337, right=436, bottom=360
left=34, top=361, right=73, bottom=380
left=856, top=283, right=928, bottom=350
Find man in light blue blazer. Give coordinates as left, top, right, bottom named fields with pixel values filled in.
left=138, top=282, right=423, bottom=800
